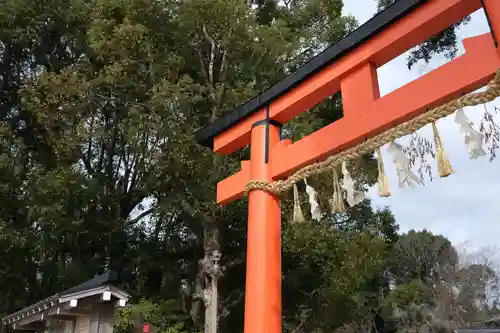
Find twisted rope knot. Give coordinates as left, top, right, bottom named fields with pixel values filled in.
left=244, top=180, right=278, bottom=195
left=244, top=68, right=500, bottom=197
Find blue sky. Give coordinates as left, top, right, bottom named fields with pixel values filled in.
left=343, top=1, right=500, bottom=250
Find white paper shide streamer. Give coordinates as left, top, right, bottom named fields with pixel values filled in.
left=341, top=161, right=365, bottom=207
left=455, top=109, right=486, bottom=159
left=303, top=179, right=321, bottom=221
left=387, top=142, right=422, bottom=188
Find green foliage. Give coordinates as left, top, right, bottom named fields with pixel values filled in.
left=114, top=299, right=197, bottom=333
left=380, top=280, right=435, bottom=332
left=282, top=201, right=397, bottom=332
left=390, top=230, right=458, bottom=284
left=384, top=280, right=434, bottom=312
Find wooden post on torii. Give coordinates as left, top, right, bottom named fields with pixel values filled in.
left=194, top=1, right=500, bottom=332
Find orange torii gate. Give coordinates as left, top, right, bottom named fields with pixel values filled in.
left=194, top=0, right=500, bottom=332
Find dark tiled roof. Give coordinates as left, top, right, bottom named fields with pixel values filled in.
left=2, top=271, right=120, bottom=322
left=60, top=271, right=119, bottom=296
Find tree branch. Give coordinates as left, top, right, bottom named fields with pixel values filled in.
left=126, top=207, right=155, bottom=226
left=202, top=24, right=215, bottom=85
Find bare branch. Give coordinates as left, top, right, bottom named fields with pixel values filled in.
left=202, top=25, right=215, bottom=85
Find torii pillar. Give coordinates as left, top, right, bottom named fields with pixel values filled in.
left=194, top=1, right=500, bottom=332
left=244, top=116, right=282, bottom=333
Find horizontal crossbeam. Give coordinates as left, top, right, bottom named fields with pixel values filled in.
left=217, top=33, right=500, bottom=205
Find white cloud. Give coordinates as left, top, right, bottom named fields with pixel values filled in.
left=343, top=2, right=500, bottom=249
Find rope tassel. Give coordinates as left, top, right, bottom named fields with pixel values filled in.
left=376, top=148, right=391, bottom=197
left=292, top=183, right=305, bottom=224
left=431, top=122, right=454, bottom=178
left=331, top=168, right=345, bottom=213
